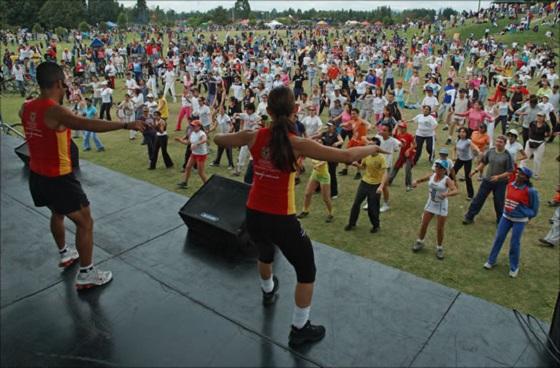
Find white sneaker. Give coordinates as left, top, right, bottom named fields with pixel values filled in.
left=75, top=267, right=113, bottom=290
left=380, top=204, right=390, bottom=213
left=509, top=268, right=519, bottom=278
left=362, top=202, right=368, bottom=210
left=483, top=262, right=494, bottom=270
left=59, top=247, right=79, bottom=268
left=412, top=240, right=424, bottom=252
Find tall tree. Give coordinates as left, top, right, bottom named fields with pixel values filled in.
left=136, top=0, right=148, bottom=24
left=87, top=0, right=121, bottom=24
left=117, top=12, right=128, bottom=29
left=38, top=0, right=86, bottom=29
left=1, top=0, right=43, bottom=27
left=234, top=0, right=251, bottom=20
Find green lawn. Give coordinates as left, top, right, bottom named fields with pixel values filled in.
left=1, top=20, right=559, bottom=321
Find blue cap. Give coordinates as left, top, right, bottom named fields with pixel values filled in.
left=434, top=159, right=449, bottom=170
left=518, top=166, right=533, bottom=178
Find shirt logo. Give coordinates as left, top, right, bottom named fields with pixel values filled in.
left=261, top=146, right=270, bottom=160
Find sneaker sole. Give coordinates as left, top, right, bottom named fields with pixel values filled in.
left=76, top=277, right=113, bottom=291
left=289, top=331, right=326, bottom=347
left=58, top=257, right=79, bottom=268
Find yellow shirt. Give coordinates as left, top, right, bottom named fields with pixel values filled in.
left=312, top=159, right=328, bottom=176
left=157, top=97, right=169, bottom=120
left=362, top=154, right=387, bottom=185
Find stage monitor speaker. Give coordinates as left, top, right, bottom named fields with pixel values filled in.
left=550, top=291, right=560, bottom=365
left=14, top=140, right=80, bottom=169
left=179, top=175, right=255, bottom=256
left=14, top=141, right=30, bottom=166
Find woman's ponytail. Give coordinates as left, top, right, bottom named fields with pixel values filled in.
left=267, top=87, right=298, bottom=172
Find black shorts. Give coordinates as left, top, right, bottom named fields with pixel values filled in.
left=29, top=171, right=89, bottom=215
left=246, top=208, right=316, bottom=283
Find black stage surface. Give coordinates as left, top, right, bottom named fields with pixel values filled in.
left=0, top=135, right=552, bottom=367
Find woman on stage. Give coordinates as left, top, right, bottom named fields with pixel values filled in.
left=214, top=86, right=386, bottom=347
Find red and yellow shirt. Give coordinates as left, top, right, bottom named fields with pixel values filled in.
left=247, top=128, right=296, bottom=215
left=21, top=98, right=72, bottom=177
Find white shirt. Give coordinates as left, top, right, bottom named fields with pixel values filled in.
left=190, top=130, right=208, bottom=155
left=505, top=141, right=524, bottom=161
left=125, top=79, right=139, bottom=95
left=256, top=101, right=268, bottom=117
left=191, top=97, right=200, bottom=116
left=302, top=115, right=323, bottom=137
left=181, top=96, right=192, bottom=107
left=12, top=65, right=24, bottom=81
left=376, top=135, right=401, bottom=167
left=145, top=100, right=158, bottom=114
left=104, top=64, right=116, bottom=77
left=329, top=95, right=347, bottom=109
left=413, top=114, right=438, bottom=137
left=216, top=113, right=232, bottom=134
left=372, top=96, right=387, bottom=113
left=422, top=96, right=439, bottom=111
left=198, top=105, right=211, bottom=127
left=238, top=113, right=260, bottom=131
left=231, top=84, right=244, bottom=101
left=100, top=88, right=113, bottom=103
left=164, top=70, right=175, bottom=85
left=133, top=94, right=144, bottom=109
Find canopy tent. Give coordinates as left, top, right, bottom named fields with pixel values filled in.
left=316, top=20, right=329, bottom=28
left=239, top=19, right=249, bottom=26
left=361, top=20, right=370, bottom=26
left=345, top=20, right=359, bottom=26
left=90, top=38, right=104, bottom=48
left=264, top=20, right=283, bottom=29
left=106, top=21, right=117, bottom=29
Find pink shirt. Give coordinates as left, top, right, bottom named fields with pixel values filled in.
left=460, top=109, right=494, bottom=131
left=341, top=111, right=353, bottom=131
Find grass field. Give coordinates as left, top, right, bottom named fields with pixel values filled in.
left=1, top=18, right=559, bottom=321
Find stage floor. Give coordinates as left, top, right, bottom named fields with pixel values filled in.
left=0, top=135, right=552, bottom=367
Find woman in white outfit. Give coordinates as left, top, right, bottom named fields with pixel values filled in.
left=411, top=160, right=458, bottom=260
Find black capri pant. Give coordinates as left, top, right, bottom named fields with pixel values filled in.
left=246, top=208, right=316, bottom=283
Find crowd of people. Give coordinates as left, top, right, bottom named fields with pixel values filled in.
left=12, top=0, right=560, bottom=348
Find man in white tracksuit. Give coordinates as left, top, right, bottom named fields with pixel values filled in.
left=163, top=67, right=177, bottom=103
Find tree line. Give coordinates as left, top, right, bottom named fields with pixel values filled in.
left=0, top=0, right=458, bottom=32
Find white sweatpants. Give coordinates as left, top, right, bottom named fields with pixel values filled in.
left=521, top=140, right=545, bottom=177
left=164, top=82, right=176, bottom=102
left=237, top=145, right=251, bottom=172
left=148, top=78, right=158, bottom=97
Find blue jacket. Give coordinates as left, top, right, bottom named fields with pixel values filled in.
left=504, top=182, right=539, bottom=220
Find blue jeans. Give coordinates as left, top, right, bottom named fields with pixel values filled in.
left=83, top=131, right=104, bottom=150
left=465, top=179, right=507, bottom=222
left=487, top=216, right=526, bottom=271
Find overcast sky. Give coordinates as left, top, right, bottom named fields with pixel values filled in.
left=119, top=1, right=492, bottom=13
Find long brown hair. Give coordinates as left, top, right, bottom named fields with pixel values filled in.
left=267, top=86, right=297, bottom=172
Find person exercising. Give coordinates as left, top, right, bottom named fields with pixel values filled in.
left=20, top=62, right=144, bottom=290
left=214, top=86, right=386, bottom=347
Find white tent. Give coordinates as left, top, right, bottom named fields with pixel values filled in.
left=345, top=20, right=359, bottom=26
left=265, top=20, right=283, bottom=29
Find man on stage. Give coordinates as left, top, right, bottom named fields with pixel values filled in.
left=19, top=62, right=144, bottom=290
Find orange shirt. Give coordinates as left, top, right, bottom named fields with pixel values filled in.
left=471, top=131, right=490, bottom=152
left=247, top=128, right=296, bottom=215
left=348, top=119, right=368, bottom=147
left=21, top=98, right=72, bottom=177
